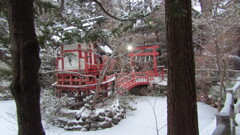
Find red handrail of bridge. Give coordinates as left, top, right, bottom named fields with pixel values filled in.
left=106, top=71, right=156, bottom=92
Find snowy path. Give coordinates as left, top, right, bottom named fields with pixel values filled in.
left=0, top=97, right=218, bottom=135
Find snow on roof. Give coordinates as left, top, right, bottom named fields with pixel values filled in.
left=99, top=45, right=113, bottom=54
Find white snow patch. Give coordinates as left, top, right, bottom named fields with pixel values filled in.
left=51, top=35, right=60, bottom=41
left=81, top=16, right=104, bottom=23
left=0, top=61, right=10, bottom=70
left=83, top=22, right=96, bottom=27
left=232, top=81, right=240, bottom=93
left=0, top=100, right=17, bottom=135
left=151, top=77, right=167, bottom=86
left=99, top=46, right=113, bottom=54
left=0, top=80, right=10, bottom=87
left=200, top=118, right=216, bottom=135
left=192, top=0, right=201, bottom=13
left=64, top=26, right=77, bottom=31
left=0, top=97, right=218, bottom=135
left=221, top=93, right=232, bottom=114
left=158, top=81, right=167, bottom=86
left=223, top=0, right=231, bottom=5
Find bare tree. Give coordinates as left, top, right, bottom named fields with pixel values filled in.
left=193, top=1, right=240, bottom=107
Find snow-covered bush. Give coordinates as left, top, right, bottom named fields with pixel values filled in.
left=58, top=95, right=128, bottom=131
left=117, top=94, right=136, bottom=111
left=40, top=91, right=136, bottom=131
left=209, top=81, right=234, bottom=103
left=40, top=89, right=75, bottom=125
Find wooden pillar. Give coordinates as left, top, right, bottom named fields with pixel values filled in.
left=70, top=74, right=73, bottom=85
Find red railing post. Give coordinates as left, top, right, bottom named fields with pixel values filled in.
left=131, top=72, right=135, bottom=81
left=161, top=67, right=165, bottom=80
left=70, top=74, right=73, bottom=85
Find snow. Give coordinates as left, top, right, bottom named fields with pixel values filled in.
left=83, top=22, right=96, bottom=27
left=105, top=76, right=116, bottom=82
left=152, top=77, right=167, bottom=86
left=51, top=35, right=61, bottom=42
left=64, top=26, right=77, bottom=31
left=0, top=96, right=220, bottom=135
left=0, top=80, right=10, bottom=87
left=192, top=1, right=201, bottom=13
left=221, top=93, right=232, bottom=114
left=81, top=16, right=104, bottom=23
left=191, top=0, right=232, bottom=13
left=0, top=100, right=17, bottom=135
left=0, top=61, right=10, bottom=71
left=220, top=80, right=240, bottom=114
left=99, top=46, right=113, bottom=54
left=232, top=81, right=240, bottom=93
left=223, top=0, right=231, bottom=5
left=200, top=118, right=217, bottom=135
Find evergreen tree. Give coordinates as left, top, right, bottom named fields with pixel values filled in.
left=165, top=0, right=199, bottom=134
left=7, top=0, right=45, bottom=134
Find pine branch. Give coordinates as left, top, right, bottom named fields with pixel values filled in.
left=91, top=0, right=159, bottom=22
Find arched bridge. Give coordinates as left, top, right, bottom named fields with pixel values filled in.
left=107, top=71, right=164, bottom=92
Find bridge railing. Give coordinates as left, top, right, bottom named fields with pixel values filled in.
left=116, top=72, right=155, bottom=90
left=212, top=79, right=240, bottom=135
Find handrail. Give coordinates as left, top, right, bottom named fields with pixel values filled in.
left=56, top=70, right=160, bottom=93
left=212, top=79, right=240, bottom=135
left=115, top=72, right=155, bottom=91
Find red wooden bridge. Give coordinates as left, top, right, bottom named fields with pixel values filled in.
left=53, top=43, right=165, bottom=95
left=106, top=70, right=164, bottom=92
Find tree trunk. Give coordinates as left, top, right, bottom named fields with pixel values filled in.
left=165, top=0, right=199, bottom=135
left=7, top=0, right=45, bottom=135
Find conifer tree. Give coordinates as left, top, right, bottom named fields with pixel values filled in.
left=7, top=0, right=45, bottom=134
left=165, top=0, right=199, bottom=134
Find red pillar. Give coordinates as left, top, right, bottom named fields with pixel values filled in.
left=153, top=48, right=158, bottom=77
left=161, top=67, right=165, bottom=80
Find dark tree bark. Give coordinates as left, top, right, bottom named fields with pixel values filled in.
left=7, top=0, right=45, bottom=135
left=165, top=0, right=199, bottom=135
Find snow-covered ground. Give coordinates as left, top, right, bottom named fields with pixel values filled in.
left=0, top=96, right=227, bottom=135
